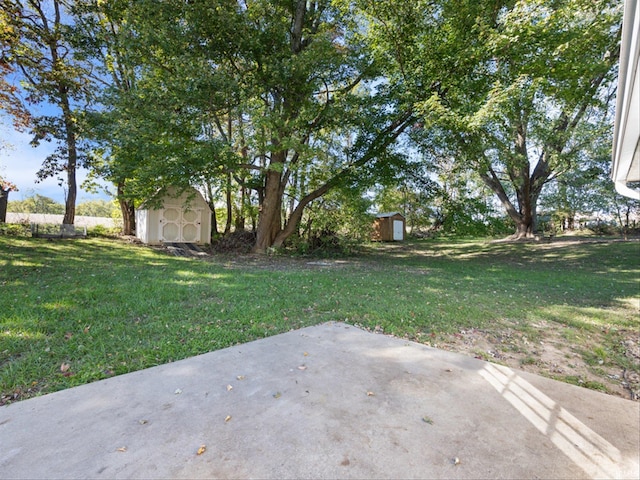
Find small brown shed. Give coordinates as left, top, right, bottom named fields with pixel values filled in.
left=372, top=212, right=405, bottom=241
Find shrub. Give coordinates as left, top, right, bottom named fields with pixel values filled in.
left=87, top=225, right=121, bottom=238
left=0, top=223, right=31, bottom=237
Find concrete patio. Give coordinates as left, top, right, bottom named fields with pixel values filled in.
left=1, top=322, right=638, bottom=479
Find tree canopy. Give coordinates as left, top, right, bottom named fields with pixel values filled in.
left=0, top=0, right=629, bottom=245
left=1, top=0, right=96, bottom=226
left=356, top=0, right=622, bottom=237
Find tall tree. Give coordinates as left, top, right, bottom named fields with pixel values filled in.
left=360, top=0, right=622, bottom=238
left=80, top=0, right=415, bottom=252
left=466, top=0, right=621, bottom=237
left=0, top=175, right=17, bottom=222
left=72, top=0, right=244, bottom=235
left=1, top=0, right=94, bottom=227
left=69, top=0, right=148, bottom=235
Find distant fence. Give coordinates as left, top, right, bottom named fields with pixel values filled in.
left=5, top=213, right=121, bottom=229
left=31, top=223, right=88, bottom=238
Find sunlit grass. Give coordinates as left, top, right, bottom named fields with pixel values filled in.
left=535, top=304, right=638, bottom=330
left=617, top=296, right=640, bottom=310
left=0, top=235, right=638, bottom=403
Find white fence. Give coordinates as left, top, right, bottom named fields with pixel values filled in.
left=5, top=213, right=121, bottom=229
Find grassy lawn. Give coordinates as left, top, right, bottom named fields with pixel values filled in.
left=1, top=235, right=638, bottom=404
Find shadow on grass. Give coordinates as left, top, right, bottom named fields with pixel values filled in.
left=363, top=237, right=638, bottom=269
left=1, top=236, right=638, bottom=402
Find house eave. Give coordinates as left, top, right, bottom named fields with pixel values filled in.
left=612, top=0, right=640, bottom=200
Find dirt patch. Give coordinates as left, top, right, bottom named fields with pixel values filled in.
left=423, top=322, right=640, bottom=401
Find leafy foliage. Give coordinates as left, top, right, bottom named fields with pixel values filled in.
left=357, top=0, right=623, bottom=238
left=1, top=0, right=97, bottom=225
left=8, top=195, right=117, bottom=217
left=1, top=0, right=628, bottom=244
left=0, top=222, right=29, bottom=236
left=8, top=194, right=64, bottom=214
left=285, top=186, right=374, bottom=255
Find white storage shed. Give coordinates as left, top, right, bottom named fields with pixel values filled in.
left=135, top=186, right=212, bottom=245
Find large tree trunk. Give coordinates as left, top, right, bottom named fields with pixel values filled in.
left=513, top=217, right=534, bottom=238
left=117, top=182, right=136, bottom=235
left=0, top=187, right=9, bottom=223
left=120, top=201, right=135, bottom=236
left=46, top=2, right=77, bottom=228
left=61, top=102, right=77, bottom=227
left=272, top=182, right=331, bottom=248
left=235, top=185, right=246, bottom=231
left=224, top=171, right=232, bottom=234
left=480, top=166, right=538, bottom=239
left=253, top=161, right=285, bottom=253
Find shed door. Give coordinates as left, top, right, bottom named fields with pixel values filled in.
left=181, top=208, right=201, bottom=242
left=393, top=219, right=404, bottom=241
left=160, top=208, right=202, bottom=243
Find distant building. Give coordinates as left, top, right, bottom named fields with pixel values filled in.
left=372, top=212, right=405, bottom=241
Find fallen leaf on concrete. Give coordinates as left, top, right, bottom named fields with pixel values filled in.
left=116, top=447, right=127, bottom=452
left=225, top=415, right=232, bottom=422
left=197, top=445, right=206, bottom=455
left=226, top=384, right=233, bottom=391
left=422, top=416, right=434, bottom=424
left=366, top=391, right=375, bottom=396
left=303, top=352, right=309, bottom=356
left=273, top=392, right=282, bottom=399
left=60, top=363, right=70, bottom=373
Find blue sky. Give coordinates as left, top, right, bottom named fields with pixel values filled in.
left=1, top=119, right=112, bottom=204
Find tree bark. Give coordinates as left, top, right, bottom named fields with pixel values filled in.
left=205, top=181, right=218, bottom=237
left=235, top=185, right=246, bottom=230
left=253, top=151, right=286, bottom=253
left=224, top=171, right=232, bottom=234
left=272, top=182, right=330, bottom=248
left=60, top=91, right=77, bottom=227
left=41, top=0, right=77, bottom=227
left=0, top=188, right=9, bottom=223
left=117, top=182, right=136, bottom=235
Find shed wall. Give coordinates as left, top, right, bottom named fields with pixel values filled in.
left=135, top=209, right=148, bottom=244
left=372, top=213, right=405, bottom=241
left=135, top=187, right=212, bottom=245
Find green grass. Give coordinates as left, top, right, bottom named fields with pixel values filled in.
left=1, top=235, right=638, bottom=403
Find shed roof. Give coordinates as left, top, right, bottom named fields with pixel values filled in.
left=138, top=186, right=209, bottom=210
left=375, top=212, right=404, bottom=218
